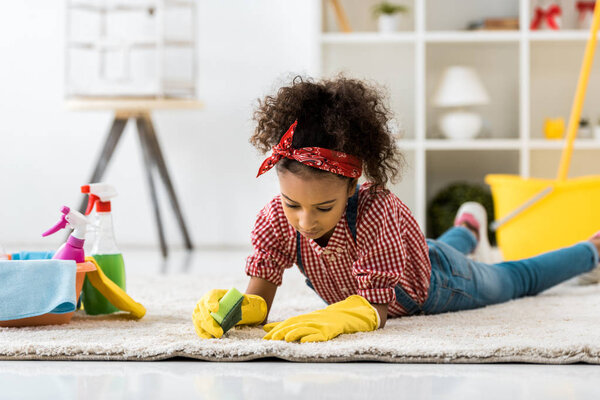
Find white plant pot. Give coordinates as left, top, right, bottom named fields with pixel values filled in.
left=378, top=15, right=400, bottom=33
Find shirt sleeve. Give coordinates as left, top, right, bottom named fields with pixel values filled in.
left=352, top=193, right=405, bottom=304
left=245, top=197, right=296, bottom=286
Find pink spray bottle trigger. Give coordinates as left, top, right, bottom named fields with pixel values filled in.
left=42, top=206, right=70, bottom=237
left=42, top=206, right=89, bottom=263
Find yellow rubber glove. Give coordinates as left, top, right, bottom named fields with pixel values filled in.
left=84, top=257, right=146, bottom=319
left=263, top=295, right=379, bottom=343
left=192, top=289, right=267, bottom=339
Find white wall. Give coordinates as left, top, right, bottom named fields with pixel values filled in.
left=0, top=0, right=319, bottom=250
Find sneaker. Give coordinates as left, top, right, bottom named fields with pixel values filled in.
left=454, top=202, right=495, bottom=264
left=578, top=231, right=600, bottom=285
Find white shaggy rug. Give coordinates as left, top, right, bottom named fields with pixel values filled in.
left=1, top=268, right=600, bottom=363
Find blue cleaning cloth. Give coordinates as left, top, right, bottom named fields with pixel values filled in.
left=0, top=260, right=77, bottom=321
left=10, top=251, right=55, bottom=260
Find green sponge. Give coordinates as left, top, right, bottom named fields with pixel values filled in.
left=210, top=287, right=244, bottom=334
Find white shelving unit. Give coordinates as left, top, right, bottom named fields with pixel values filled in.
left=65, top=0, right=197, bottom=98
left=317, top=0, right=600, bottom=233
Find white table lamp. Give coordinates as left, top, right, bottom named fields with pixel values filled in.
left=432, top=66, right=490, bottom=140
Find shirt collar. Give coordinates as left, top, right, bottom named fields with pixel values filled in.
left=305, top=210, right=348, bottom=255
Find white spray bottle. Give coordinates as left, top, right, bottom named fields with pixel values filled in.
left=80, top=183, right=125, bottom=315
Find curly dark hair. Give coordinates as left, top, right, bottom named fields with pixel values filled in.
left=250, top=75, right=404, bottom=191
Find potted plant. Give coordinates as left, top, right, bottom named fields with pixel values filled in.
left=372, top=2, right=408, bottom=33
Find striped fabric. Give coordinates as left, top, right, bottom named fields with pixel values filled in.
left=245, top=183, right=431, bottom=317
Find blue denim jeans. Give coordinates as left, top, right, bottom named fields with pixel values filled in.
left=394, top=226, right=599, bottom=315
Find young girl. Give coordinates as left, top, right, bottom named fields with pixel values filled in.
left=192, top=76, right=600, bottom=342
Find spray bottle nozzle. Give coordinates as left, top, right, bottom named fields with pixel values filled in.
left=42, top=206, right=89, bottom=240
left=82, top=183, right=117, bottom=215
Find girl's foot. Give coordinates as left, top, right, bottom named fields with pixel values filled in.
left=578, top=231, right=600, bottom=285
left=454, top=202, right=495, bottom=263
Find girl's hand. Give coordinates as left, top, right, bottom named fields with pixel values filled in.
left=192, top=289, right=268, bottom=339
left=262, top=295, right=379, bottom=343
left=192, top=289, right=226, bottom=339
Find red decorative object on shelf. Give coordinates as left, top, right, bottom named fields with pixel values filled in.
left=530, top=1, right=563, bottom=30
left=577, top=1, right=596, bottom=29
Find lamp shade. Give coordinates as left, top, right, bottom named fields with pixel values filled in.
left=432, top=66, right=490, bottom=107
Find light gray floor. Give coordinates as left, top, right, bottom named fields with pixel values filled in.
left=1, top=361, right=599, bottom=400
left=1, top=248, right=599, bottom=399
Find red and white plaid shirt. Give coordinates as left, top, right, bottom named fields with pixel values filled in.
left=245, top=183, right=431, bottom=317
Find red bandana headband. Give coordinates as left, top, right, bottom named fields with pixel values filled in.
left=256, top=120, right=362, bottom=179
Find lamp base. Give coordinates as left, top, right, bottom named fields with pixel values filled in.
left=439, top=111, right=482, bottom=140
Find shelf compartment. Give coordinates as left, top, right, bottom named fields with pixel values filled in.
left=322, top=42, right=416, bottom=140
left=426, top=0, right=519, bottom=32
left=425, top=150, right=520, bottom=202
left=426, top=42, right=519, bottom=140
left=530, top=149, right=600, bottom=179
left=529, top=0, right=592, bottom=32
left=322, top=0, right=414, bottom=33
left=530, top=41, right=600, bottom=140
left=425, top=150, right=519, bottom=237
